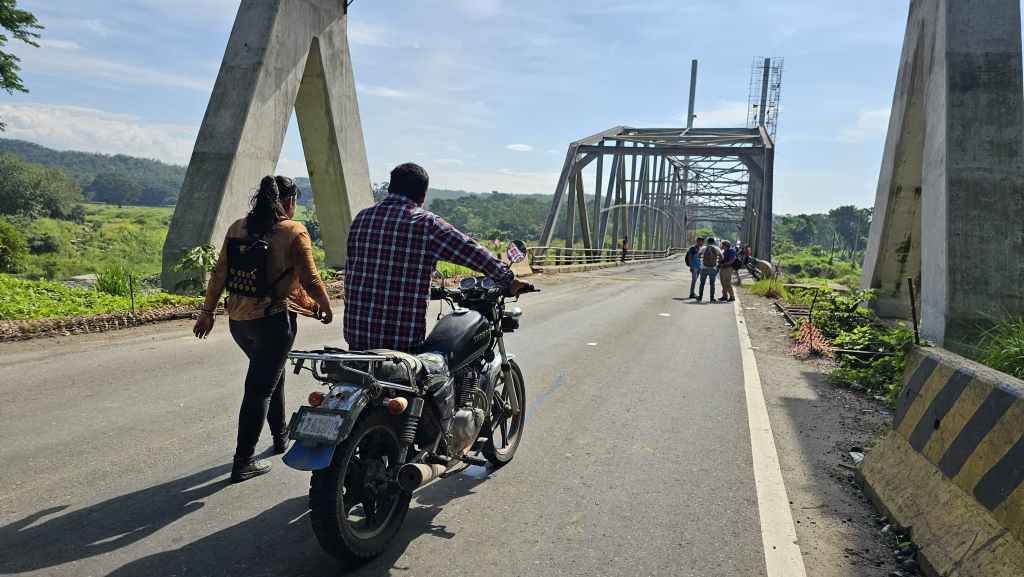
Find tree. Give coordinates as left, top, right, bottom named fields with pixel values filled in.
left=87, top=171, right=144, bottom=206
left=0, top=217, right=26, bottom=272
left=782, top=214, right=818, bottom=246
left=0, top=153, right=82, bottom=219
left=0, top=1, right=43, bottom=129
left=828, top=205, right=871, bottom=253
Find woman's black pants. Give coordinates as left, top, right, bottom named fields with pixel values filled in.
left=228, top=311, right=297, bottom=461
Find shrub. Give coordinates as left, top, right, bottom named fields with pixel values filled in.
left=172, top=244, right=217, bottom=294
left=0, top=273, right=199, bottom=320
left=0, top=219, right=28, bottom=272
left=976, top=317, right=1024, bottom=380
left=809, top=288, right=876, bottom=340
left=750, top=278, right=788, bottom=300
left=28, top=232, right=62, bottom=254
left=830, top=325, right=915, bottom=402
left=96, top=263, right=136, bottom=297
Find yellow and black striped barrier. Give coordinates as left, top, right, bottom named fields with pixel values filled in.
left=861, top=347, right=1024, bottom=576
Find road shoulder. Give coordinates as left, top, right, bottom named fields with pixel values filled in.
left=739, top=287, right=903, bottom=577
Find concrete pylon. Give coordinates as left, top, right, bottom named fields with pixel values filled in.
left=161, top=0, right=372, bottom=290
left=861, top=0, right=1024, bottom=353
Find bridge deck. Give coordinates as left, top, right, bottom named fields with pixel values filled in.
left=0, top=259, right=790, bottom=577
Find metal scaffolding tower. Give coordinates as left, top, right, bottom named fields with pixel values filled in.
left=746, top=57, right=784, bottom=140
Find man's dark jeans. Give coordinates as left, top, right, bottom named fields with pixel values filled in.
left=229, top=311, right=297, bottom=461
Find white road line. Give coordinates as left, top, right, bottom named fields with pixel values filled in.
left=733, top=294, right=808, bottom=577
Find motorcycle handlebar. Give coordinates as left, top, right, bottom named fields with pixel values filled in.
left=430, top=282, right=539, bottom=301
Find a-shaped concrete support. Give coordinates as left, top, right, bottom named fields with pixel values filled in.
left=862, top=0, right=1024, bottom=352
left=161, top=0, right=372, bottom=290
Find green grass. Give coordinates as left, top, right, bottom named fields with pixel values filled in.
left=749, top=278, right=788, bottom=300
left=436, top=261, right=476, bottom=277
left=0, top=273, right=199, bottom=321
left=976, top=317, right=1024, bottom=380
left=16, top=203, right=173, bottom=281
left=771, top=245, right=862, bottom=289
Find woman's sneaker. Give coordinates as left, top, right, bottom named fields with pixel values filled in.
left=231, top=458, right=272, bottom=483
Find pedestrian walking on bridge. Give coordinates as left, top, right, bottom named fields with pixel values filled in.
left=697, top=236, right=722, bottom=303
left=620, top=237, right=630, bottom=263
left=192, top=175, right=334, bottom=483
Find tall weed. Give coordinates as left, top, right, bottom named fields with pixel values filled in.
left=976, top=317, right=1024, bottom=380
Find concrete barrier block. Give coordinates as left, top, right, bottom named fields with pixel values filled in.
left=862, top=346, right=1024, bottom=576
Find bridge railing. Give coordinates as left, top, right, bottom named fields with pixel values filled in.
left=526, top=246, right=680, bottom=268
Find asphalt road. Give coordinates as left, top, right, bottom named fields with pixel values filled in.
left=0, top=258, right=768, bottom=577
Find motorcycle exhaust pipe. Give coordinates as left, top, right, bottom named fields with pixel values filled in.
left=397, top=463, right=446, bottom=492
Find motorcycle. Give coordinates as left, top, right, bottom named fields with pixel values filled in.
left=282, top=242, right=537, bottom=562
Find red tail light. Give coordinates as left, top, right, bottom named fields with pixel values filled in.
left=308, top=391, right=324, bottom=407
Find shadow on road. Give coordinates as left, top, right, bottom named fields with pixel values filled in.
left=107, top=464, right=494, bottom=577
left=0, top=458, right=497, bottom=576
left=0, top=463, right=231, bottom=574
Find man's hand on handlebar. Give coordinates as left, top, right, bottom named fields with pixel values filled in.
left=506, top=279, right=536, bottom=297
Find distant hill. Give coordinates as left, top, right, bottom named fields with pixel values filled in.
left=0, top=139, right=568, bottom=241
left=0, top=139, right=484, bottom=209
left=0, top=139, right=186, bottom=206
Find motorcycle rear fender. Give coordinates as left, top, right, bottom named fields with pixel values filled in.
left=283, top=384, right=372, bottom=471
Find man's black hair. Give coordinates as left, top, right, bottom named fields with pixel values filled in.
left=389, top=163, right=429, bottom=204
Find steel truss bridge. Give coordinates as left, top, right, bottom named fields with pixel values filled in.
left=539, top=125, right=776, bottom=260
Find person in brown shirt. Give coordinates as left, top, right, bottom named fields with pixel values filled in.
left=193, top=175, right=333, bottom=482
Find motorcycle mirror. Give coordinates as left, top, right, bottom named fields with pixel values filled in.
left=506, top=240, right=527, bottom=264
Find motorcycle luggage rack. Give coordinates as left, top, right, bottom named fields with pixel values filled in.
left=288, top=349, right=420, bottom=394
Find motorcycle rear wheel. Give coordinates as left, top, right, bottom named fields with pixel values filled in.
left=483, top=359, right=526, bottom=466
left=309, top=409, right=411, bottom=562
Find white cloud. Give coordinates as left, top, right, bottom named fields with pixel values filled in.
left=429, top=167, right=558, bottom=195
left=434, top=158, right=466, bottom=166
left=357, top=83, right=413, bottom=99
left=0, top=103, right=198, bottom=165
left=457, top=0, right=502, bottom=19
left=19, top=47, right=211, bottom=92
left=39, top=39, right=81, bottom=50
left=137, top=0, right=240, bottom=24
left=691, top=101, right=750, bottom=128
left=348, top=21, right=390, bottom=47
left=275, top=157, right=309, bottom=179
left=506, top=144, right=532, bottom=152
left=837, top=108, right=890, bottom=143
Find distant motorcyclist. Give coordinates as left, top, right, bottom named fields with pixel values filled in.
left=344, top=162, right=530, bottom=352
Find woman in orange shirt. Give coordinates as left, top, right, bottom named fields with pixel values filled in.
left=193, top=175, right=333, bottom=483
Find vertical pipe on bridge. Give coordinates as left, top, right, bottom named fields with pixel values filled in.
left=593, top=153, right=604, bottom=249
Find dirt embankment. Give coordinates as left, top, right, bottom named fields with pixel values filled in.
left=740, top=288, right=919, bottom=577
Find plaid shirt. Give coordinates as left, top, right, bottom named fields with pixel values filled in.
left=344, top=194, right=513, bottom=352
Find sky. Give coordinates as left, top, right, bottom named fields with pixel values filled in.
left=4, top=0, right=918, bottom=213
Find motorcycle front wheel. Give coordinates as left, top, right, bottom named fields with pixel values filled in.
left=483, top=359, right=526, bottom=466
left=309, top=409, right=411, bottom=562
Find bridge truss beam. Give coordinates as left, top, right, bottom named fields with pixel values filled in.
left=540, top=126, right=775, bottom=259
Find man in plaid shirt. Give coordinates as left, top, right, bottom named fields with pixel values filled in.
left=344, top=163, right=527, bottom=352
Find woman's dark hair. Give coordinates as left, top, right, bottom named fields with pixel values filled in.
left=388, top=163, right=429, bottom=204
left=246, top=175, right=299, bottom=234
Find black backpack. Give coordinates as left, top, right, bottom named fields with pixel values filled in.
left=226, top=234, right=291, bottom=298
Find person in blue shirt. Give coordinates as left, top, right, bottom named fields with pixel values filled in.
left=719, top=240, right=737, bottom=302
left=685, top=236, right=704, bottom=299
